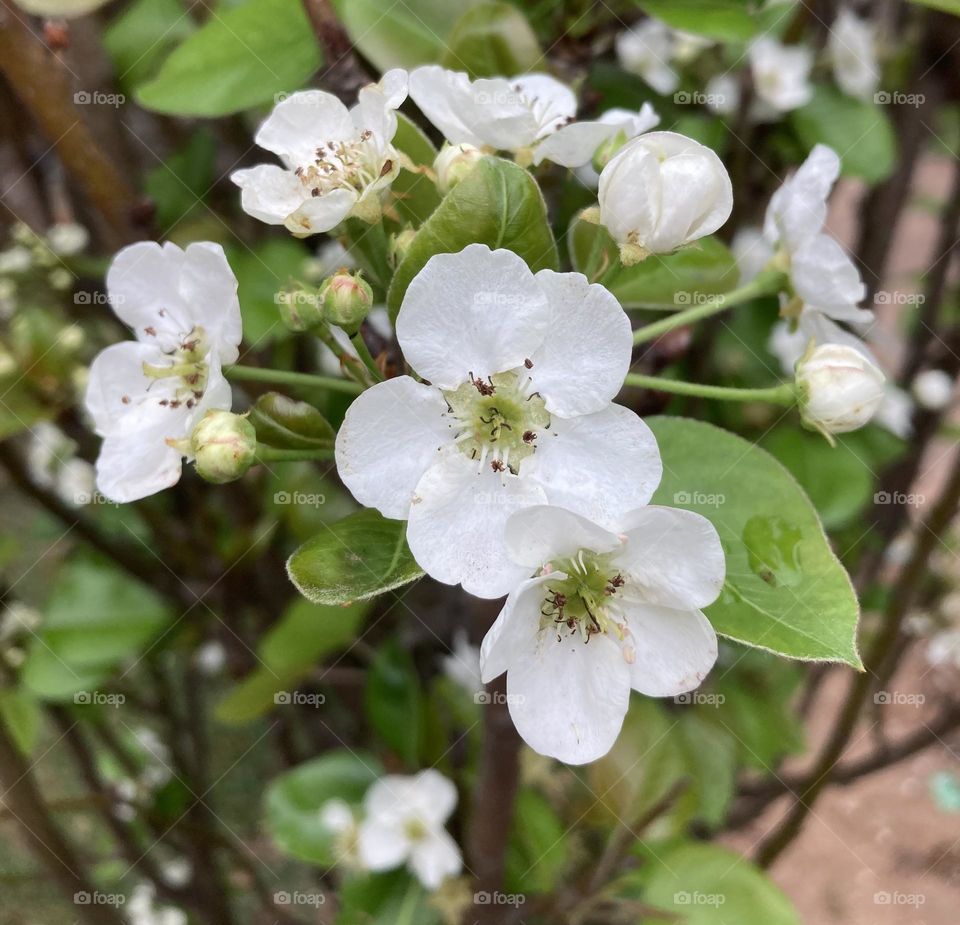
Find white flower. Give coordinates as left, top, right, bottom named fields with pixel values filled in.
left=46, top=222, right=89, bottom=256
left=598, top=131, right=733, bottom=262
left=480, top=504, right=724, bottom=764
left=749, top=37, right=813, bottom=117
left=615, top=19, right=679, bottom=94
left=873, top=385, right=913, bottom=439
left=928, top=628, right=960, bottom=669
left=320, top=797, right=363, bottom=867
left=84, top=242, right=241, bottom=503
left=732, top=226, right=774, bottom=285
left=408, top=66, right=644, bottom=168
left=829, top=8, right=880, bottom=101
left=912, top=369, right=953, bottom=411
left=573, top=104, right=661, bottom=189
left=433, top=143, right=486, bottom=193
left=796, top=343, right=885, bottom=437
left=672, top=29, right=713, bottom=64
left=231, top=71, right=408, bottom=236
left=128, top=882, right=186, bottom=925
left=26, top=422, right=95, bottom=507
left=335, top=244, right=658, bottom=598
left=357, top=769, right=461, bottom=890
left=704, top=73, right=741, bottom=115
left=441, top=629, right=482, bottom=696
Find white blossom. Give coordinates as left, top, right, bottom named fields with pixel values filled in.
left=480, top=504, right=724, bottom=764
left=408, top=66, right=645, bottom=168
left=232, top=71, right=408, bottom=235
left=873, top=385, right=914, bottom=439
left=573, top=104, right=661, bottom=189
left=335, top=244, right=658, bottom=598
left=46, top=222, right=89, bottom=256
left=127, top=882, right=186, bottom=925
left=615, top=19, right=680, bottom=94
left=829, top=8, right=880, bottom=101
left=319, top=797, right=363, bottom=868
left=357, top=769, right=462, bottom=890
left=704, top=73, right=741, bottom=115
left=749, top=37, right=813, bottom=117
left=597, top=131, right=733, bottom=262
left=84, top=241, right=242, bottom=503
left=796, top=343, right=885, bottom=437
left=441, top=629, right=482, bottom=696
left=26, top=422, right=95, bottom=506
left=912, top=369, right=953, bottom=411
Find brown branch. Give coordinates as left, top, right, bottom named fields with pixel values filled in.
left=300, top=0, right=370, bottom=101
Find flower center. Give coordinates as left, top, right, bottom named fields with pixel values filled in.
left=141, top=326, right=210, bottom=413
left=403, top=817, right=428, bottom=842
left=443, top=370, right=550, bottom=474
left=295, top=131, right=390, bottom=197
left=539, top=550, right=629, bottom=647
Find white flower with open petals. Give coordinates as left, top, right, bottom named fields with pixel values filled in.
left=829, top=8, right=880, bottom=101
left=408, top=65, right=644, bottom=169
left=357, top=770, right=461, bottom=890
left=481, top=504, right=724, bottom=764
left=335, top=244, right=658, bottom=598
left=615, top=19, right=679, bottom=95
left=84, top=242, right=241, bottom=503
left=749, top=37, right=813, bottom=117
left=598, top=131, right=733, bottom=263
left=231, top=70, right=407, bottom=236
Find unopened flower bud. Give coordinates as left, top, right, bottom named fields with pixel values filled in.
left=190, top=410, right=257, bottom=484
left=389, top=228, right=418, bottom=268
left=911, top=368, right=953, bottom=411
left=796, top=344, right=885, bottom=439
left=276, top=285, right=324, bottom=332
left=434, top=143, right=484, bottom=194
left=320, top=270, right=373, bottom=334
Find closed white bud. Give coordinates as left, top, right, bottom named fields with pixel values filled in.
left=191, top=411, right=257, bottom=484
left=433, top=143, right=484, bottom=194
left=911, top=369, right=953, bottom=411
left=796, top=344, right=885, bottom=438
left=598, top=132, right=733, bottom=264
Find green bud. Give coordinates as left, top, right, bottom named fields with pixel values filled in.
left=320, top=270, right=373, bottom=334
left=276, top=284, right=324, bottom=332
left=592, top=129, right=629, bottom=174
left=191, top=410, right=257, bottom=484
left=433, top=143, right=484, bottom=194
left=389, top=228, right=417, bottom=268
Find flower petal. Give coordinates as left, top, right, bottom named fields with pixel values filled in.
left=791, top=233, right=866, bottom=310
left=284, top=188, right=358, bottom=237
left=532, top=120, right=622, bottom=168
left=335, top=376, right=454, bottom=519
left=523, top=404, right=662, bottom=530
left=411, top=769, right=458, bottom=825
left=613, top=506, right=725, bottom=609
left=396, top=244, right=550, bottom=389
left=231, top=164, right=307, bottom=227
left=255, top=90, right=354, bottom=165
left=510, top=73, right=577, bottom=139
left=409, top=66, right=488, bottom=148
left=622, top=603, right=718, bottom=697
left=357, top=818, right=409, bottom=871
left=480, top=573, right=556, bottom=683
left=95, top=429, right=184, bottom=503
left=178, top=243, right=242, bottom=363
left=409, top=829, right=462, bottom=890
left=505, top=505, right=620, bottom=571
left=406, top=450, right=545, bottom=598
left=528, top=270, right=631, bottom=417
left=506, top=631, right=630, bottom=764
left=85, top=341, right=172, bottom=436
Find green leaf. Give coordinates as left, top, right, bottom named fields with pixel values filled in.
left=441, top=2, right=542, bottom=78
left=0, top=689, right=42, bottom=756
left=635, top=0, right=758, bottom=42
left=144, top=129, right=217, bottom=232
left=215, top=598, right=368, bottom=724
left=265, top=750, right=382, bottom=864
left=136, top=0, right=321, bottom=116
left=908, top=0, right=960, bottom=14
left=791, top=86, right=896, bottom=185
left=104, top=0, right=195, bottom=90
left=365, top=638, right=422, bottom=765
left=387, top=156, right=559, bottom=319
left=504, top=789, right=569, bottom=894
left=287, top=509, right=423, bottom=606
left=630, top=842, right=801, bottom=924
left=330, top=0, right=478, bottom=71
left=649, top=417, right=862, bottom=666
left=569, top=217, right=738, bottom=308
left=675, top=712, right=737, bottom=828
left=21, top=562, right=172, bottom=700
left=338, top=870, right=440, bottom=924
left=250, top=392, right=335, bottom=450
left=390, top=114, right=442, bottom=227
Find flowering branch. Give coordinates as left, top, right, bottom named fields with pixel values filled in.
left=224, top=365, right=364, bottom=395
left=624, top=375, right=795, bottom=406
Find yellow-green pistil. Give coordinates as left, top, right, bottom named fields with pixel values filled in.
left=141, top=326, right=210, bottom=412
left=540, top=550, right=628, bottom=646
left=444, top=369, right=550, bottom=474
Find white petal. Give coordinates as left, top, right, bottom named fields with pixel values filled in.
left=232, top=164, right=307, bottom=227
left=85, top=341, right=171, bottom=436
left=95, top=430, right=184, bottom=503
left=319, top=798, right=354, bottom=835
left=622, top=603, right=718, bottom=697
left=524, top=405, right=662, bottom=530
left=357, top=818, right=409, bottom=871
left=335, top=376, right=454, bottom=519
left=284, top=188, right=358, bottom=236
left=255, top=90, right=354, bottom=165
left=406, top=450, right=545, bottom=598
left=613, top=506, right=725, bottom=609
left=409, top=829, right=462, bottom=890
left=396, top=244, right=550, bottom=389
left=506, top=631, right=630, bottom=764
left=510, top=73, right=577, bottom=139
left=505, top=505, right=620, bottom=571
left=178, top=243, right=242, bottom=363
left=532, top=121, right=620, bottom=167
left=480, top=573, right=556, bottom=683
left=352, top=68, right=408, bottom=144
left=528, top=270, right=631, bottom=417
left=409, top=66, right=488, bottom=148
left=410, top=769, right=458, bottom=825
left=791, top=234, right=866, bottom=309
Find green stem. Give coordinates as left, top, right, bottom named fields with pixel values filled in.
left=224, top=365, right=363, bottom=395
left=624, top=374, right=796, bottom=406
left=255, top=446, right=335, bottom=463
left=351, top=331, right=385, bottom=382
left=632, top=270, right=785, bottom=346
left=394, top=880, right=422, bottom=925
